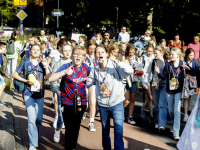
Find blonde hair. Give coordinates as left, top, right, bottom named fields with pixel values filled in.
left=72, top=45, right=86, bottom=56
left=53, top=38, right=60, bottom=46
left=107, top=43, right=120, bottom=60
left=171, top=47, right=183, bottom=61
left=96, top=33, right=103, bottom=40
left=155, top=46, right=170, bottom=60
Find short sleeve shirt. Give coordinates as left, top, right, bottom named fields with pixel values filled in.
left=55, top=62, right=91, bottom=106
left=16, top=59, right=46, bottom=99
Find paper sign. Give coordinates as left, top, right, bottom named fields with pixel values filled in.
left=71, top=34, right=84, bottom=43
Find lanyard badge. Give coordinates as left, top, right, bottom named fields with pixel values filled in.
left=170, top=66, right=179, bottom=90
left=99, top=69, right=111, bottom=97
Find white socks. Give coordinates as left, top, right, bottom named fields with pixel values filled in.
left=90, top=118, right=94, bottom=123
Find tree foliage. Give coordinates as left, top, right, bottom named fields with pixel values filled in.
left=1, top=0, right=200, bottom=43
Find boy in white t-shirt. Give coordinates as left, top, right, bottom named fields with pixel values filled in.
left=47, top=39, right=67, bottom=107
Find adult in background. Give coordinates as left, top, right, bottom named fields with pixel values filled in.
left=39, top=29, right=49, bottom=42
left=144, top=29, right=151, bottom=41
left=117, top=26, right=130, bottom=43
left=134, top=35, right=148, bottom=49
left=104, top=31, right=110, bottom=41
left=6, top=32, right=22, bottom=76
left=187, top=34, right=200, bottom=60
left=168, top=33, right=185, bottom=52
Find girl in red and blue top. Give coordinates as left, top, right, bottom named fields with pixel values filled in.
left=49, top=45, right=91, bottom=150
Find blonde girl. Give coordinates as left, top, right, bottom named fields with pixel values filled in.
left=155, top=47, right=188, bottom=139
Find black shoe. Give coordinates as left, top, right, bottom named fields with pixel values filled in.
left=50, top=102, right=54, bottom=108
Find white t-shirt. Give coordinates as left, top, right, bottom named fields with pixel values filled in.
left=49, top=50, right=63, bottom=68
left=144, top=36, right=151, bottom=41
left=118, top=32, right=130, bottom=43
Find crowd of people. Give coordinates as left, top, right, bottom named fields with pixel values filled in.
left=0, top=26, right=200, bottom=150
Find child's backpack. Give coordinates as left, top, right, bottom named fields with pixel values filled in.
left=0, top=54, right=7, bottom=76
left=6, top=39, right=15, bottom=54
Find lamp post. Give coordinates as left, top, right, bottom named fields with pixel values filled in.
left=57, top=0, right=59, bottom=29
left=115, top=7, right=118, bottom=28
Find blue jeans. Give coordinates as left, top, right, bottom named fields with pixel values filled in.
left=24, top=95, right=44, bottom=147
left=167, top=92, right=182, bottom=135
left=153, top=84, right=167, bottom=127
left=99, top=102, right=124, bottom=150
left=57, top=95, right=64, bottom=130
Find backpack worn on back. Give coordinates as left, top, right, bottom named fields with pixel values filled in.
left=0, top=54, right=7, bottom=76
left=6, top=39, right=15, bottom=54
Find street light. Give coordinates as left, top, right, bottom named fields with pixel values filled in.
left=115, top=7, right=118, bottom=28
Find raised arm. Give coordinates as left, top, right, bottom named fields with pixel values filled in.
left=49, top=65, right=73, bottom=82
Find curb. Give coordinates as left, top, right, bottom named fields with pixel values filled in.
left=12, top=90, right=27, bottom=150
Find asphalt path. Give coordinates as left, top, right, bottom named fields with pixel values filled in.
left=14, top=89, right=197, bottom=150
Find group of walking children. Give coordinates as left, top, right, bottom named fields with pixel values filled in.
left=12, top=34, right=200, bottom=150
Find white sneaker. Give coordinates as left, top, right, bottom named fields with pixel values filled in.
left=62, top=123, right=65, bottom=129
left=29, top=146, right=36, bottom=150
left=170, top=126, right=173, bottom=133
left=54, top=130, right=60, bottom=143
left=155, top=124, right=159, bottom=129
left=173, top=134, right=180, bottom=140
left=89, top=122, right=96, bottom=132
left=82, top=112, right=86, bottom=120
left=0, top=101, right=4, bottom=105
left=53, top=116, right=58, bottom=128
left=128, top=117, right=136, bottom=125
left=159, top=126, right=165, bottom=131
left=183, top=114, right=188, bottom=122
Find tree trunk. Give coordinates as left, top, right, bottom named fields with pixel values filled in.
left=147, top=7, right=153, bottom=32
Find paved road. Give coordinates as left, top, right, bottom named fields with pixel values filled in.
left=13, top=89, right=198, bottom=150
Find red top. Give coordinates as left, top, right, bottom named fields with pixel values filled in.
left=168, top=40, right=185, bottom=52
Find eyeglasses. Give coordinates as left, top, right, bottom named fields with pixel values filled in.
left=146, top=33, right=150, bottom=34
left=73, top=53, right=84, bottom=57
left=105, top=35, right=109, bottom=36
left=122, top=29, right=126, bottom=30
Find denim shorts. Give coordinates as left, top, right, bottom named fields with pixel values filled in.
left=125, top=82, right=137, bottom=92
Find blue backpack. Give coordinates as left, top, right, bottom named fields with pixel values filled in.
left=13, top=59, right=27, bottom=93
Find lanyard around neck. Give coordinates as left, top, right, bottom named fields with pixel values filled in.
left=72, top=65, right=83, bottom=90
left=98, top=68, right=109, bottom=86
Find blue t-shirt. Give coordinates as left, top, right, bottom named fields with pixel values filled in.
left=16, top=58, right=46, bottom=99
left=55, top=62, right=91, bottom=106
left=42, top=49, right=50, bottom=58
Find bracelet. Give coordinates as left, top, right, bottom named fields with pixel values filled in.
left=44, top=66, right=49, bottom=69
